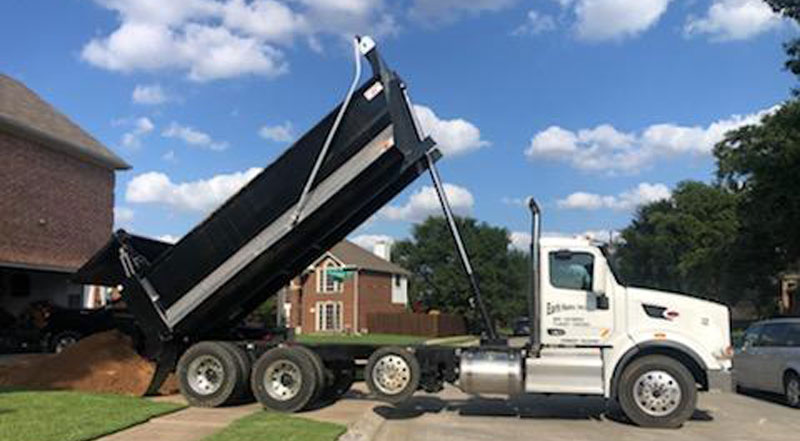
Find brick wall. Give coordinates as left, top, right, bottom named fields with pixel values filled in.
left=287, top=264, right=406, bottom=334
left=357, top=271, right=405, bottom=333
left=0, top=130, right=115, bottom=270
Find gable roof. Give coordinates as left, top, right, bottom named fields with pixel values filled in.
left=328, top=240, right=411, bottom=276
left=0, top=74, right=130, bottom=170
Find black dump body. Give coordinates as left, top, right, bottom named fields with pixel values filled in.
left=75, top=41, right=437, bottom=348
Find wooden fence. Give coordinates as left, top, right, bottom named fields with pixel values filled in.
left=366, top=312, right=465, bottom=337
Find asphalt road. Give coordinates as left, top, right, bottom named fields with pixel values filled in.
left=370, top=386, right=798, bottom=441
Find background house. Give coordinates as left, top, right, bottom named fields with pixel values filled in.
left=0, top=73, right=129, bottom=316
left=283, top=240, right=409, bottom=334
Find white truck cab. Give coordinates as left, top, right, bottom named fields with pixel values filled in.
left=529, top=236, right=732, bottom=400
left=366, top=198, right=733, bottom=429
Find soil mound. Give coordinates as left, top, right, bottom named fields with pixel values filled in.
left=0, top=330, right=177, bottom=396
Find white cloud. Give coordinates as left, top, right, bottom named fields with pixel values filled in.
left=121, top=117, right=154, bottom=149
left=132, top=84, right=169, bottom=105
left=502, top=196, right=527, bottom=207
left=82, top=0, right=395, bottom=80
left=525, top=106, right=777, bottom=174
left=259, top=121, right=294, bottom=143
left=126, top=167, right=262, bottom=212
left=513, top=10, right=557, bottom=36
left=557, top=182, right=671, bottom=211
left=555, top=0, right=672, bottom=41
left=350, top=234, right=395, bottom=251
left=157, top=234, right=180, bottom=244
left=381, top=183, right=474, bottom=222
left=414, top=105, right=488, bottom=157
left=113, top=206, right=135, bottom=226
left=684, top=0, right=783, bottom=41
left=162, top=150, right=177, bottom=162
left=409, top=0, right=517, bottom=22
left=163, top=122, right=229, bottom=151
left=509, top=231, right=532, bottom=251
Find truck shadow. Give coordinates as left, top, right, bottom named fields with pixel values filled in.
left=372, top=393, right=713, bottom=425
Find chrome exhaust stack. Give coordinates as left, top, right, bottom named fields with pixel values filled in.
left=527, top=197, right=542, bottom=356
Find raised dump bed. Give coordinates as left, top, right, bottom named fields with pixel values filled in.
left=76, top=37, right=437, bottom=353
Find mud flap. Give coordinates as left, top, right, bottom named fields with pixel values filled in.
left=144, top=342, right=179, bottom=396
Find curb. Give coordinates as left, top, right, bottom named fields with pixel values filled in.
left=337, top=406, right=386, bottom=441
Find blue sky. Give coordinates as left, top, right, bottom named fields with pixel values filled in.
left=1, top=0, right=795, bottom=250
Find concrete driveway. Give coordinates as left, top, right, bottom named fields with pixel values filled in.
left=369, top=386, right=798, bottom=441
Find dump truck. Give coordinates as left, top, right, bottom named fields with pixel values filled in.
left=76, top=36, right=732, bottom=428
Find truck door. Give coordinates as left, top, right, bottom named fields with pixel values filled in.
left=540, top=248, right=615, bottom=346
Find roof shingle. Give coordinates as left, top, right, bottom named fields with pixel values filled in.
left=329, top=240, right=410, bottom=276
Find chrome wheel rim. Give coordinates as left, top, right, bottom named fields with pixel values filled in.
left=371, top=354, right=411, bottom=395
left=788, top=378, right=800, bottom=407
left=264, top=360, right=302, bottom=401
left=55, top=336, right=77, bottom=353
left=634, top=370, right=682, bottom=417
left=187, top=355, right=225, bottom=396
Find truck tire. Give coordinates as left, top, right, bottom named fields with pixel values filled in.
left=251, top=347, right=318, bottom=412
left=291, top=345, right=326, bottom=407
left=785, top=372, right=800, bottom=408
left=617, top=355, right=697, bottom=428
left=365, top=347, right=420, bottom=404
left=217, top=342, right=253, bottom=402
left=177, top=341, right=242, bottom=407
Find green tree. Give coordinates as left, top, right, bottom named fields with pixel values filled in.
left=392, top=216, right=528, bottom=330
left=714, top=99, right=800, bottom=312
left=616, top=181, right=740, bottom=304
left=765, top=1, right=800, bottom=89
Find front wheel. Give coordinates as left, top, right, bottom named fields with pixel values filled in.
left=617, top=355, right=697, bottom=428
left=785, top=372, right=800, bottom=408
left=49, top=331, right=82, bottom=353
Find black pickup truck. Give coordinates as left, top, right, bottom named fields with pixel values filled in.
left=0, top=302, right=122, bottom=353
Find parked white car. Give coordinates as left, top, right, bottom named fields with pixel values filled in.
left=734, top=318, right=800, bottom=407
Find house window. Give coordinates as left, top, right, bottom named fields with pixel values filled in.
left=316, top=302, right=342, bottom=331
left=317, top=260, right=343, bottom=293
left=394, top=275, right=401, bottom=287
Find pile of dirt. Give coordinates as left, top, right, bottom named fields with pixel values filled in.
left=0, top=330, right=177, bottom=396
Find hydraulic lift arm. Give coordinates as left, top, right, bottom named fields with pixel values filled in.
left=426, top=152, right=499, bottom=342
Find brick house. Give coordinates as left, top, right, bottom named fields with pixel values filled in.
left=0, top=74, right=129, bottom=316
left=283, top=240, right=410, bottom=334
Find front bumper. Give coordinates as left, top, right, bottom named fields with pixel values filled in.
left=707, top=368, right=733, bottom=393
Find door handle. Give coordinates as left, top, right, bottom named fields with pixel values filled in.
left=595, top=293, right=609, bottom=310
left=547, top=328, right=565, bottom=336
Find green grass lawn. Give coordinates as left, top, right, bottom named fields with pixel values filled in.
left=202, top=412, right=345, bottom=441
left=295, top=333, right=427, bottom=346
left=0, top=389, right=184, bottom=441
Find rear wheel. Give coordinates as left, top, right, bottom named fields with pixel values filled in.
left=785, top=372, right=800, bottom=408
left=177, top=341, right=241, bottom=407
left=250, top=347, right=318, bottom=412
left=292, top=345, right=326, bottom=407
left=617, top=355, right=697, bottom=428
left=218, top=342, right=253, bottom=402
left=365, top=347, right=420, bottom=404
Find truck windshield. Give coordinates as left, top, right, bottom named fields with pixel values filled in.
left=599, top=245, right=625, bottom=286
